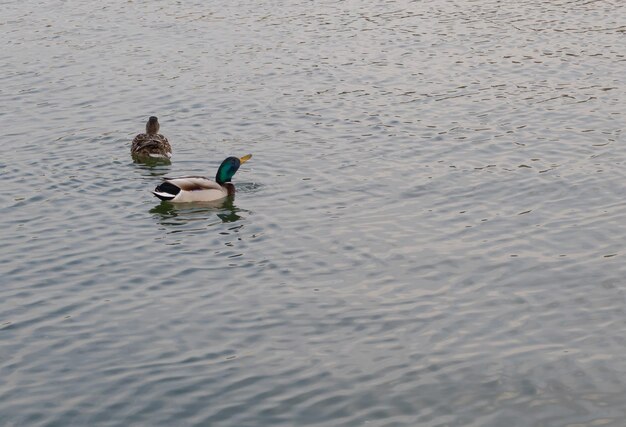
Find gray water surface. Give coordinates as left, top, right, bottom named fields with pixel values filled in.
left=2, top=1, right=626, bottom=426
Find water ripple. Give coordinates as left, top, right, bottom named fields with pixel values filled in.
left=2, top=0, right=626, bottom=426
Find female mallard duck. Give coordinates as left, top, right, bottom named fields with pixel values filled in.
left=152, top=154, right=252, bottom=202
left=131, top=116, right=172, bottom=159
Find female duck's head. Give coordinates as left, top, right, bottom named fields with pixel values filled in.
left=216, top=154, right=252, bottom=184
left=146, top=116, right=160, bottom=134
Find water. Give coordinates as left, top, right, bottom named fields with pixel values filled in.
left=1, top=0, right=625, bottom=425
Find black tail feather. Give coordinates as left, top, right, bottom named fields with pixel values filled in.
left=153, top=181, right=181, bottom=201
left=155, top=182, right=181, bottom=195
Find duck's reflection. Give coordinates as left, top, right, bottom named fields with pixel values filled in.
left=132, top=156, right=172, bottom=180
left=150, top=196, right=244, bottom=227
left=132, top=154, right=172, bottom=167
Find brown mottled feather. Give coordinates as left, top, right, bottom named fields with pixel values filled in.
left=131, top=133, right=172, bottom=158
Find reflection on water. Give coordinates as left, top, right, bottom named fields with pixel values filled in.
left=132, top=160, right=172, bottom=179
left=2, top=0, right=626, bottom=426
left=150, top=197, right=245, bottom=227
left=132, top=155, right=172, bottom=168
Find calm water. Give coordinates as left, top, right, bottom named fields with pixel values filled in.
left=2, top=1, right=625, bottom=426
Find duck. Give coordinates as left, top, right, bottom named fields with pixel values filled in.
left=131, top=116, right=172, bottom=159
left=152, top=154, right=252, bottom=202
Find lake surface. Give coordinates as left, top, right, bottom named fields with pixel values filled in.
left=1, top=1, right=625, bottom=425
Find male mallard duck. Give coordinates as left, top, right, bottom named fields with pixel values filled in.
left=152, top=154, right=252, bottom=202
left=131, top=116, right=172, bottom=159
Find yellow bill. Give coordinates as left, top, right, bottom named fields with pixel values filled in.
left=240, top=154, right=252, bottom=164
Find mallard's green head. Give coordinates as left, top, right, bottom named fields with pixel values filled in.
left=216, top=154, right=252, bottom=184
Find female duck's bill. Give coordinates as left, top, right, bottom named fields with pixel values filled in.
left=152, top=154, right=252, bottom=203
